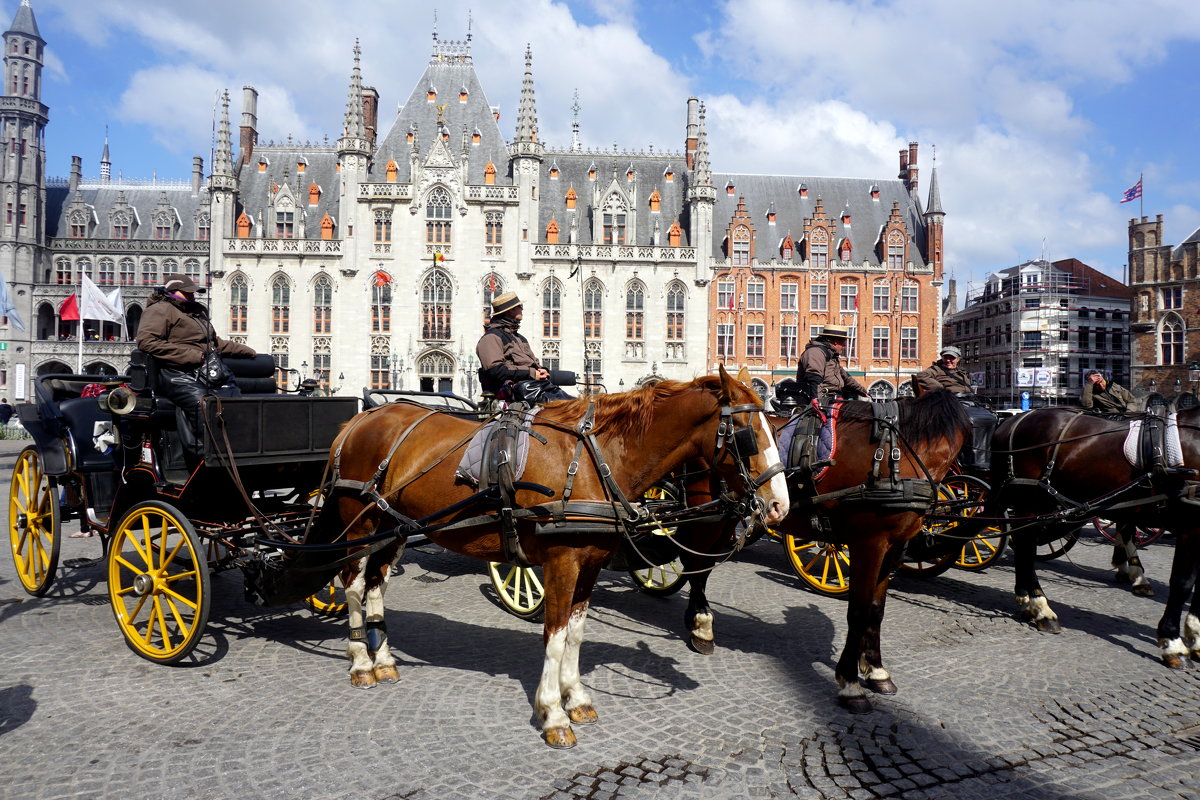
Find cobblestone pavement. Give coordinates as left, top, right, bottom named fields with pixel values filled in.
left=2, top=438, right=1199, bottom=799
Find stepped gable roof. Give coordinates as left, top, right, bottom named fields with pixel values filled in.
left=235, top=145, right=340, bottom=234
left=373, top=57, right=509, bottom=186
left=535, top=151, right=690, bottom=247
left=711, top=173, right=927, bottom=266
left=45, top=183, right=210, bottom=241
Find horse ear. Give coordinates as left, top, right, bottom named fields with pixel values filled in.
left=736, top=366, right=751, bottom=384
left=717, top=364, right=735, bottom=401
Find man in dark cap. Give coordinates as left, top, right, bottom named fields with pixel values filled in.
left=1080, top=370, right=1134, bottom=414
left=137, top=273, right=256, bottom=461
left=795, top=324, right=867, bottom=404
left=476, top=291, right=570, bottom=402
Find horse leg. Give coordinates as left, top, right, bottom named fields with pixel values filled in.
left=558, top=556, right=606, bottom=728
left=343, top=556, right=377, bottom=688
left=1157, top=528, right=1200, bottom=668
left=835, top=538, right=898, bottom=714
left=1011, top=530, right=1061, bottom=633
left=1113, top=523, right=1154, bottom=596
left=858, top=540, right=906, bottom=697
left=366, top=549, right=401, bottom=684
left=534, top=552, right=598, bottom=748
left=684, top=566, right=716, bottom=655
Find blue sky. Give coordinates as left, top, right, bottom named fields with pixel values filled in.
left=13, top=0, right=1200, bottom=295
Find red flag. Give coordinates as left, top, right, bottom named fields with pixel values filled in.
left=59, top=293, right=79, bottom=321
left=373, top=269, right=392, bottom=287
left=728, top=291, right=735, bottom=310
left=434, top=252, right=445, bottom=264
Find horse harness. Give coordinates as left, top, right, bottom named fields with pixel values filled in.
left=326, top=398, right=784, bottom=569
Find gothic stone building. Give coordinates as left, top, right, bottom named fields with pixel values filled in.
left=0, top=2, right=947, bottom=402
left=1128, top=213, right=1200, bottom=393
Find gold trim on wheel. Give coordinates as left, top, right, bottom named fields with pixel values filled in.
left=630, top=558, right=685, bottom=595
left=488, top=561, right=545, bottom=619
left=784, top=536, right=851, bottom=597
left=304, top=579, right=347, bottom=616
left=8, top=447, right=61, bottom=596
left=107, top=501, right=210, bottom=664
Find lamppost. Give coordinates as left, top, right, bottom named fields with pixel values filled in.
left=390, top=352, right=398, bottom=390
left=1190, top=361, right=1200, bottom=391
left=300, top=360, right=308, bottom=380
left=464, top=354, right=478, bottom=398
left=330, top=372, right=344, bottom=395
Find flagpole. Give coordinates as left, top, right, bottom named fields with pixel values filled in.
left=76, top=269, right=83, bottom=373
left=1139, top=172, right=1144, bottom=218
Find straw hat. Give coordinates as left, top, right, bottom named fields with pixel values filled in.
left=820, top=324, right=851, bottom=339
left=490, top=291, right=522, bottom=315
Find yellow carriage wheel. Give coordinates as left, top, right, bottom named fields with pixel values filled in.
left=304, top=578, right=347, bottom=616
left=107, top=501, right=211, bottom=664
left=8, top=447, right=61, bottom=596
left=488, top=562, right=545, bottom=620
left=629, top=558, right=686, bottom=596
left=784, top=536, right=851, bottom=597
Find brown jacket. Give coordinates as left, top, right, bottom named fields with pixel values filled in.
left=797, top=339, right=867, bottom=398
left=476, top=316, right=541, bottom=391
left=1081, top=380, right=1134, bottom=414
left=915, top=362, right=973, bottom=395
left=136, top=293, right=255, bottom=368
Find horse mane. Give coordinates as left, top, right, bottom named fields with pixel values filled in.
left=538, top=376, right=726, bottom=438
left=837, top=390, right=970, bottom=446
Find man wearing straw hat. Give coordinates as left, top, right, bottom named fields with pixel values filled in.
left=476, top=291, right=571, bottom=402
left=795, top=324, right=867, bottom=404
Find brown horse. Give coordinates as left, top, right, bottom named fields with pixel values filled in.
left=990, top=405, right=1200, bottom=666
left=301, top=368, right=788, bottom=748
left=670, top=390, right=970, bottom=713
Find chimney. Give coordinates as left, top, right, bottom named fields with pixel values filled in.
left=898, top=148, right=908, bottom=179
left=685, top=97, right=699, bottom=170
left=69, top=155, right=82, bottom=193
left=363, top=86, right=379, bottom=147
left=239, top=85, right=259, bottom=168
left=192, top=156, right=203, bottom=195
left=906, top=141, right=919, bottom=194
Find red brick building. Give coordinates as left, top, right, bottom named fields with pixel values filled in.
left=1128, top=213, right=1200, bottom=393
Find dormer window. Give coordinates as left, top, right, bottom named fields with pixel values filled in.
left=297, top=160, right=307, bottom=173
left=726, top=181, right=735, bottom=195
left=320, top=214, right=335, bottom=240
left=781, top=237, right=794, bottom=260
left=664, top=167, right=674, bottom=182
left=870, top=185, right=880, bottom=200
left=566, top=187, right=577, bottom=209
left=649, top=190, right=661, bottom=212
left=549, top=165, right=559, bottom=179
left=588, top=166, right=596, bottom=181
left=308, top=182, right=321, bottom=205
left=257, top=158, right=268, bottom=172
left=385, top=159, right=398, bottom=183
left=472, top=129, right=481, bottom=144
left=627, top=167, right=635, bottom=181
left=236, top=212, right=251, bottom=239
left=459, top=87, right=468, bottom=103
left=798, top=183, right=808, bottom=198
left=767, top=211, right=776, bottom=224
left=406, top=131, right=414, bottom=143
left=546, top=218, right=559, bottom=244
left=668, top=220, right=681, bottom=247
left=484, top=162, right=496, bottom=185
left=427, top=87, right=436, bottom=101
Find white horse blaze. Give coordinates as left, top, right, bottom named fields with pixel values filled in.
left=755, top=412, right=790, bottom=520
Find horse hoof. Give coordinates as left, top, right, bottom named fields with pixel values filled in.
left=543, top=726, right=577, bottom=749
left=1162, top=654, right=1186, bottom=670
left=568, top=704, right=599, bottom=725
left=373, top=664, right=400, bottom=684
left=350, top=670, right=377, bottom=689
left=1132, top=584, right=1155, bottom=598
left=864, top=677, right=898, bottom=695
left=838, top=695, right=873, bottom=714
left=689, top=635, right=715, bottom=655
left=1034, top=618, right=1063, bottom=634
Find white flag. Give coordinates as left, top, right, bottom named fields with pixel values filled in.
left=0, top=270, right=25, bottom=330
left=80, top=274, right=124, bottom=323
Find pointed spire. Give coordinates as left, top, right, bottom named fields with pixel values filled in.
left=100, top=128, right=111, bottom=183
left=570, top=89, right=581, bottom=152
left=343, top=40, right=366, bottom=140
left=213, top=90, right=234, bottom=179
left=7, top=0, right=42, bottom=40
left=515, top=44, right=538, bottom=143
left=693, top=102, right=712, bottom=187
left=926, top=149, right=944, bottom=217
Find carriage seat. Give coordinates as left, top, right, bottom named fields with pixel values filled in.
left=58, top=396, right=118, bottom=472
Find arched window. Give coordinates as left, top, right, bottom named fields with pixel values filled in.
left=97, top=258, right=115, bottom=287
left=229, top=275, right=248, bottom=334
left=196, top=212, right=211, bottom=241
left=183, top=259, right=201, bottom=287
left=313, top=275, right=332, bottom=334
left=119, top=259, right=135, bottom=285
left=732, top=226, right=750, bottom=265
left=418, top=351, right=455, bottom=394
left=372, top=275, right=392, bottom=333
left=542, top=278, right=561, bottom=338
left=483, top=273, right=504, bottom=325
left=868, top=380, right=896, bottom=400
left=485, top=211, right=503, bottom=246
left=425, top=187, right=452, bottom=245
left=625, top=281, right=645, bottom=341
left=601, top=193, right=627, bottom=245
left=141, top=259, right=158, bottom=287
left=374, top=209, right=391, bottom=243
left=584, top=279, right=603, bottom=339
left=125, top=305, right=142, bottom=340
left=1161, top=314, right=1184, bottom=365
left=272, top=276, right=291, bottom=334
left=809, top=229, right=828, bottom=268
left=887, top=231, right=905, bottom=269
left=666, top=284, right=686, bottom=342
left=55, top=258, right=72, bottom=285
left=111, top=212, right=131, bottom=239
left=36, top=302, right=54, bottom=340
left=421, top=270, right=452, bottom=340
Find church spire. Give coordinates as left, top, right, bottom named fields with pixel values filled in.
left=570, top=89, right=581, bottom=152
left=925, top=149, right=944, bottom=217
left=338, top=40, right=371, bottom=159
left=693, top=102, right=712, bottom=187
left=210, top=90, right=236, bottom=191
left=515, top=44, right=538, bottom=144
left=100, top=128, right=111, bottom=183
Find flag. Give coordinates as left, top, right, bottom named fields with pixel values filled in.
left=434, top=252, right=445, bottom=264
left=373, top=269, right=392, bottom=287
left=0, top=270, right=25, bottom=330
left=59, top=293, right=79, bottom=321
left=1120, top=177, right=1142, bottom=203
left=80, top=275, right=124, bottom=323
left=728, top=291, right=735, bottom=310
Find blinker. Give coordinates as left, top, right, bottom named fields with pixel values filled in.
left=732, top=425, right=759, bottom=457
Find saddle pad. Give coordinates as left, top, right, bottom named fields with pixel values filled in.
left=1123, top=414, right=1184, bottom=469
left=455, top=405, right=541, bottom=486
left=778, top=403, right=839, bottom=483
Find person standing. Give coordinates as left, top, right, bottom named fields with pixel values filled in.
left=1080, top=370, right=1134, bottom=414
left=795, top=324, right=867, bottom=403
left=0, top=398, right=13, bottom=426
left=136, top=274, right=256, bottom=461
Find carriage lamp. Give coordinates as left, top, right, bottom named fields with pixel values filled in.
left=1190, top=361, right=1200, bottom=387
left=300, top=360, right=308, bottom=380
left=1149, top=378, right=1157, bottom=393
left=1175, top=378, right=1183, bottom=393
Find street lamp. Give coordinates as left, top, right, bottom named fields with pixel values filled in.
left=389, top=352, right=398, bottom=390
left=1190, top=361, right=1200, bottom=388
left=300, top=360, right=308, bottom=380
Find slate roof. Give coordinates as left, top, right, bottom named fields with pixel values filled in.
left=535, top=151, right=691, bottom=246
left=372, top=57, right=510, bottom=186
left=46, top=183, right=210, bottom=240
left=1174, top=224, right=1200, bottom=261
left=710, top=173, right=929, bottom=267
left=235, top=146, right=341, bottom=235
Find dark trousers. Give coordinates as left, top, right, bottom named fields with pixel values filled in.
left=157, top=368, right=240, bottom=463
